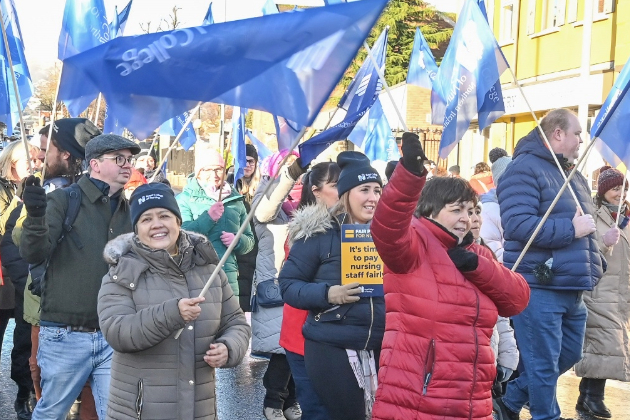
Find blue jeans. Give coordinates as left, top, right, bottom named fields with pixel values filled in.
left=503, top=288, right=587, bottom=420
left=33, top=327, right=113, bottom=420
left=285, top=350, right=330, bottom=420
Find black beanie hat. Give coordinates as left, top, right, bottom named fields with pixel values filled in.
left=129, top=183, right=182, bottom=229
left=336, top=151, right=382, bottom=197
left=246, top=144, right=258, bottom=162
left=51, top=118, right=102, bottom=160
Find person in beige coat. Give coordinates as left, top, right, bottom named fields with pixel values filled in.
left=98, top=183, right=250, bottom=420
left=575, top=166, right=630, bottom=419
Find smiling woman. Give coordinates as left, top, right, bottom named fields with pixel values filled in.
left=98, top=182, right=251, bottom=420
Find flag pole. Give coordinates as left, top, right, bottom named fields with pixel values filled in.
left=174, top=125, right=308, bottom=339
left=0, top=7, right=33, bottom=174
left=511, top=138, right=597, bottom=272
left=149, top=102, right=202, bottom=183
left=41, top=60, right=64, bottom=181
left=363, top=40, right=409, bottom=132
left=508, top=67, right=584, bottom=214
left=322, top=106, right=340, bottom=131
left=93, top=93, right=103, bottom=126
left=217, top=135, right=233, bottom=201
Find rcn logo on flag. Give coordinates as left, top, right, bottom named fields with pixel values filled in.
left=455, top=21, right=484, bottom=72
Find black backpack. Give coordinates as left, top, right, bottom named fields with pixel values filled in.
left=28, top=183, right=83, bottom=297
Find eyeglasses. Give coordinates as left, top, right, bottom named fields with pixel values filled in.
left=100, top=155, right=134, bottom=167
left=200, top=167, right=224, bottom=174
left=246, top=159, right=256, bottom=167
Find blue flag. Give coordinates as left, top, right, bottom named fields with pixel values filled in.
left=110, top=0, right=132, bottom=38
left=57, top=0, right=388, bottom=140
left=231, top=106, right=248, bottom=184
left=245, top=130, right=272, bottom=161
left=324, top=0, right=347, bottom=4
left=433, top=0, right=508, bottom=159
left=159, top=108, right=199, bottom=151
left=299, top=26, right=388, bottom=164
left=592, top=60, right=630, bottom=167
left=203, top=2, right=214, bottom=25
left=348, top=98, right=400, bottom=163
left=58, top=0, right=109, bottom=117
left=406, top=27, right=438, bottom=90
left=0, top=0, right=33, bottom=136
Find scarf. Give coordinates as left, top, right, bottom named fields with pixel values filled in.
left=604, top=202, right=630, bottom=229
left=202, top=182, right=232, bottom=202
left=346, top=349, right=378, bottom=420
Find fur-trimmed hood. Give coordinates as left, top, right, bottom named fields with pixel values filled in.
left=287, top=203, right=334, bottom=246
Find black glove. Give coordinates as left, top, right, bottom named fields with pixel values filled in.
left=447, top=246, right=479, bottom=272
left=22, top=175, right=47, bottom=218
left=287, top=157, right=308, bottom=181
left=401, top=132, right=428, bottom=175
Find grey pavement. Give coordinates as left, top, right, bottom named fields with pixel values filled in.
left=1, top=319, right=629, bottom=419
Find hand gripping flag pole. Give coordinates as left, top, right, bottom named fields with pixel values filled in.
left=511, top=138, right=597, bottom=272
left=174, top=126, right=308, bottom=339
left=508, top=66, right=585, bottom=215
left=0, top=6, right=32, bottom=174
left=149, top=102, right=202, bottom=183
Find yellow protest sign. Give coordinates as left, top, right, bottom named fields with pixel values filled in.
left=341, top=224, right=383, bottom=297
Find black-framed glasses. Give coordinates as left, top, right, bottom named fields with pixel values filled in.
left=246, top=158, right=256, bottom=166
left=100, top=155, right=134, bottom=167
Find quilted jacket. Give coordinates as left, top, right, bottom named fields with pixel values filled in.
left=370, top=163, right=530, bottom=420
left=497, top=128, right=604, bottom=290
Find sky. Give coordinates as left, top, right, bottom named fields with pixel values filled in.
left=15, top=0, right=460, bottom=83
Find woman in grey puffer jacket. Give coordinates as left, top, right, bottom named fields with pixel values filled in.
left=98, top=183, right=250, bottom=420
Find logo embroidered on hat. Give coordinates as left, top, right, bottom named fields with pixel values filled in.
left=358, top=173, right=379, bottom=182
left=138, top=193, right=164, bottom=204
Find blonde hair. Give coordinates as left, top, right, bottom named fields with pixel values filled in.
left=0, top=141, right=36, bottom=181
left=239, top=166, right=261, bottom=204
left=331, top=191, right=358, bottom=224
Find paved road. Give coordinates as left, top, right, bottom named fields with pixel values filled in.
left=1, top=319, right=628, bottom=419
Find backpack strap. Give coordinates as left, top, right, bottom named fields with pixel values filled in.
left=59, top=183, right=83, bottom=249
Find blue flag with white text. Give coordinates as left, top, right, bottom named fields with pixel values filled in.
left=203, top=2, right=214, bottom=25
left=0, top=0, right=33, bottom=135
left=58, top=0, right=109, bottom=117
left=406, top=27, right=438, bottom=90
left=246, top=130, right=272, bottom=161
left=433, top=0, right=508, bottom=158
left=348, top=97, right=400, bottom=163
left=57, top=0, right=388, bottom=140
left=231, top=107, right=248, bottom=184
left=299, top=26, right=388, bottom=164
left=110, top=0, right=132, bottom=38
left=592, top=60, right=630, bottom=168
left=159, top=108, right=199, bottom=150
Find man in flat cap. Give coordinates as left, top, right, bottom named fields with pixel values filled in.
left=19, top=134, right=140, bottom=420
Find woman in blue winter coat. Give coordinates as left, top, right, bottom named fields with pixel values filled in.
left=279, top=151, right=385, bottom=420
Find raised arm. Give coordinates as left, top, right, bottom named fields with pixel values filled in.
left=177, top=191, right=217, bottom=235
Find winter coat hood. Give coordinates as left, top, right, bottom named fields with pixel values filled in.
left=288, top=203, right=334, bottom=246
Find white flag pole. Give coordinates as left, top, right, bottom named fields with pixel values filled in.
left=0, top=7, right=33, bottom=174
left=149, top=102, right=202, bottom=183
left=511, top=138, right=597, bottom=272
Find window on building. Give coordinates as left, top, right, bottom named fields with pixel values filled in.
left=594, top=0, right=615, bottom=14
left=542, top=0, right=558, bottom=30
left=499, top=0, right=515, bottom=42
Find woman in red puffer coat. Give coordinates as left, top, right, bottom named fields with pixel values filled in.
left=370, top=133, right=530, bottom=420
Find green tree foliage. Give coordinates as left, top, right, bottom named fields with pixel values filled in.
left=332, top=0, right=454, bottom=104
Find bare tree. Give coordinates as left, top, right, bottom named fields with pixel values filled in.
left=140, top=5, right=182, bottom=33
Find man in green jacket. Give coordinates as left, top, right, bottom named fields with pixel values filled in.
left=20, top=134, right=140, bottom=420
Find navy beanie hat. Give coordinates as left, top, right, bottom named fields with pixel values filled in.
left=336, top=151, right=382, bottom=197
left=129, top=183, right=181, bottom=229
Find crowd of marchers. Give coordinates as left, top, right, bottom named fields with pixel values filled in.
left=0, top=108, right=626, bottom=420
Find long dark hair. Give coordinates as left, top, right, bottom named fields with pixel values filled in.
left=299, top=162, right=340, bottom=209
